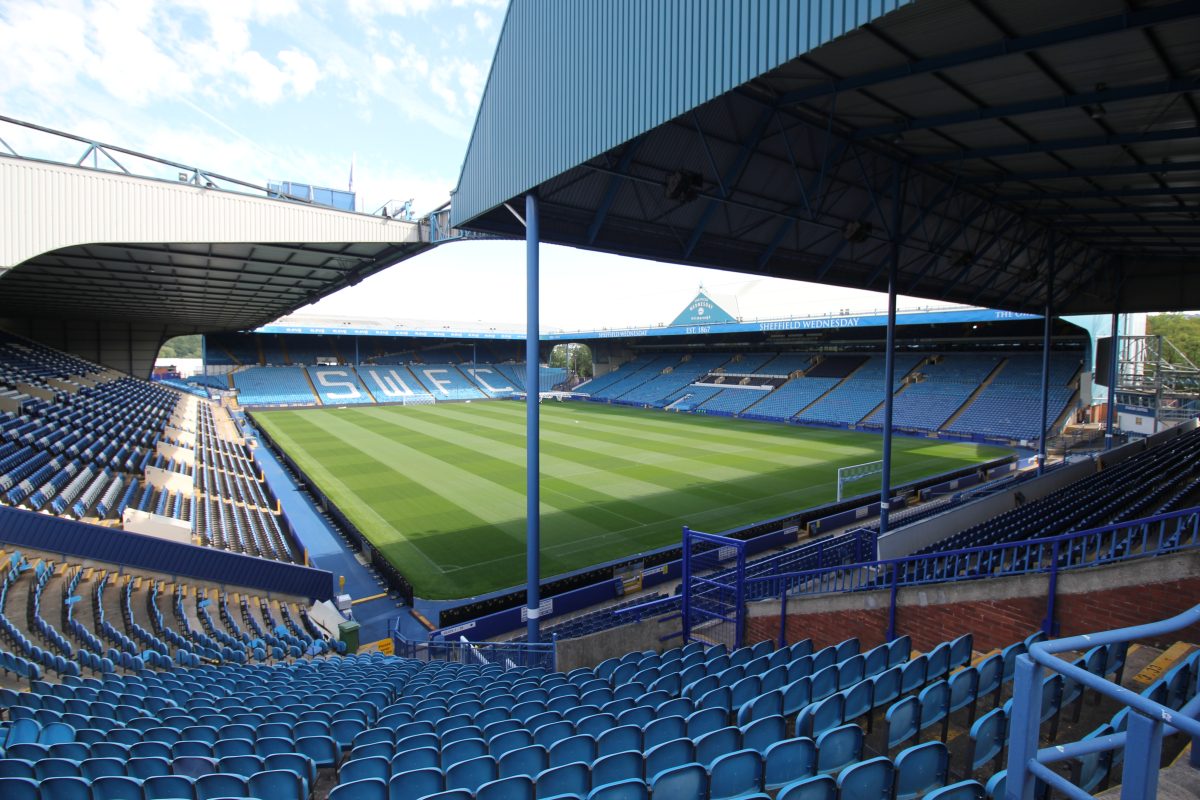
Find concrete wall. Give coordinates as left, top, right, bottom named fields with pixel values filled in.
left=555, top=612, right=682, bottom=673
left=143, top=465, right=194, bottom=495
left=120, top=509, right=193, bottom=545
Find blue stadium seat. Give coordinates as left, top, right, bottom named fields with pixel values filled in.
left=835, top=756, right=893, bottom=799
left=762, top=737, right=815, bottom=791
left=814, top=725, right=861, bottom=776
left=924, top=780, right=987, bottom=800
left=894, top=741, right=950, bottom=799
left=709, top=748, right=764, bottom=800
left=390, top=768, right=444, bottom=800
left=777, top=774, right=837, bottom=800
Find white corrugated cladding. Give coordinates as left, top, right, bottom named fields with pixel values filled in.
left=0, top=158, right=421, bottom=268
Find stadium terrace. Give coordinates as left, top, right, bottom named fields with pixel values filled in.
left=1, top=2, right=1200, bottom=799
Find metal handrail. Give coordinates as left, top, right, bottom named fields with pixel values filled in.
left=390, top=620, right=556, bottom=671
left=741, top=504, right=1200, bottom=596
left=1029, top=606, right=1200, bottom=735
left=0, top=114, right=296, bottom=199
left=1007, top=604, right=1200, bottom=799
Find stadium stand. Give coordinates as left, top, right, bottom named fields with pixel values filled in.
left=2, top=609, right=1188, bottom=800
left=408, top=365, right=486, bottom=401
left=306, top=367, right=375, bottom=406
left=696, top=386, right=773, bottom=415
left=728, top=352, right=778, bottom=373
left=798, top=355, right=925, bottom=426
left=233, top=368, right=319, bottom=407
left=757, top=352, right=819, bottom=376
left=356, top=366, right=437, bottom=405
left=187, top=375, right=232, bottom=391
left=259, top=335, right=288, bottom=366
left=462, top=365, right=518, bottom=397
left=864, top=355, right=1004, bottom=432
left=910, top=426, right=1200, bottom=562
left=665, top=386, right=726, bottom=412
left=0, top=336, right=298, bottom=565
left=946, top=355, right=1080, bottom=441
left=0, top=549, right=335, bottom=684
left=472, top=365, right=567, bottom=394
left=203, top=339, right=1081, bottom=445
left=617, top=354, right=732, bottom=407
left=742, top=378, right=840, bottom=422
left=582, top=354, right=683, bottom=400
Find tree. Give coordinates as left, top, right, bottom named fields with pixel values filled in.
left=572, top=343, right=593, bottom=378
left=158, top=335, right=202, bottom=360
left=1147, top=314, right=1200, bottom=367
left=548, top=343, right=592, bottom=376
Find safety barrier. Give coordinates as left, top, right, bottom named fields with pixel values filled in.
left=740, top=505, right=1200, bottom=642
left=1008, top=604, right=1200, bottom=799
left=391, top=624, right=556, bottom=671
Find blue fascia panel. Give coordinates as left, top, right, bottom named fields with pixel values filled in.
left=257, top=307, right=1040, bottom=342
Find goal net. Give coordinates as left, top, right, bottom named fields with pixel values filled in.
left=401, top=394, right=437, bottom=407
left=837, top=459, right=883, bottom=502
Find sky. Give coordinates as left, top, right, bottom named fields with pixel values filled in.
left=0, top=0, right=957, bottom=330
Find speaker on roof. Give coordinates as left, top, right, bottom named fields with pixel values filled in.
left=664, top=170, right=703, bottom=203
left=843, top=221, right=873, bottom=243
left=1095, top=337, right=1113, bottom=387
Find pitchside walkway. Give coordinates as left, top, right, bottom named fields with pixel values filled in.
left=240, top=417, right=421, bottom=644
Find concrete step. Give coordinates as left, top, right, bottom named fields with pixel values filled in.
left=1097, top=745, right=1200, bottom=800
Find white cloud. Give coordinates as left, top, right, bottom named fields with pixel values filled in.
left=279, top=49, right=321, bottom=97
left=456, top=59, right=485, bottom=111
left=371, top=53, right=396, bottom=77
left=472, top=10, right=491, bottom=31
left=325, top=53, right=352, bottom=80
left=0, top=2, right=91, bottom=94
left=347, top=0, right=434, bottom=20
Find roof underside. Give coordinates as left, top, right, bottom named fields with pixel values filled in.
left=0, top=240, right=428, bottom=334
left=458, top=0, right=1200, bottom=315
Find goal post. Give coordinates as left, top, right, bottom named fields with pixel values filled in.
left=837, top=459, right=884, bottom=502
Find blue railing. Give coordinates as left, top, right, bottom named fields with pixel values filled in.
left=746, top=505, right=1198, bottom=598
left=739, top=505, right=1199, bottom=640
left=1008, top=604, right=1200, bottom=799
left=391, top=622, right=555, bottom=672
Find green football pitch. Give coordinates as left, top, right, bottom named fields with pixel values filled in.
left=253, top=401, right=1010, bottom=599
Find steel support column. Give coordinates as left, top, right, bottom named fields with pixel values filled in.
left=879, top=167, right=903, bottom=535
left=1038, top=242, right=1055, bottom=476
left=525, top=192, right=541, bottom=645
left=1105, top=306, right=1120, bottom=450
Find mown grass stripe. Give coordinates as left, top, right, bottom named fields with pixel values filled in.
left=255, top=401, right=1009, bottom=599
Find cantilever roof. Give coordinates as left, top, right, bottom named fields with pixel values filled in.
left=0, top=156, right=431, bottom=334
left=454, top=0, right=1200, bottom=315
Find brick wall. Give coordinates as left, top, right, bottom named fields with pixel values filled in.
left=745, top=550, right=1200, bottom=653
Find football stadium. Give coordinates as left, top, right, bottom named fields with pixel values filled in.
left=1, top=2, right=1200, bottom=799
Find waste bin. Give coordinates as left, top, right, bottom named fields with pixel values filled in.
left=338, top=620, right=361, bottom=654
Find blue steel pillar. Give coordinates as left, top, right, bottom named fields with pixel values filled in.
left=200, top=334, right=207, bottom=378
left=525, top=193, right=542, bottom=644
left=1105, top=308, right=1120, bottom=449
left=1038, top=243, right=1055, bottom=476
left=879, top=167, right=902, bottom=535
